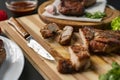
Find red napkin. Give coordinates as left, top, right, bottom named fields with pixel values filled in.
left=0, top=10, right=8, bottom=21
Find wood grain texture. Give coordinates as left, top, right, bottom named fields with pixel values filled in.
left=1, top=14, right=120, bottom=80
left=38, top=0, right=120, bottom=31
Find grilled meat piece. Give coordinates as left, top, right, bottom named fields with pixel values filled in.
left=84, top=0, right=96, bottom=7
left=57, top=27, right=90, bottom=74
left=57, top=59, right=74, bottom=73
left=40, top=23, right=60, bottom=39
left=40, top=23, right=73, bottom=45
left=69, top=44, right=90, bottom=71
left=0, top=39, right=6, bottom=66
left=90, top=30, right=120, bottom=53
left=57, top=44, right=90, bottom=74
left=79, top=27, right=94, bottom=41
left=58, top=0, right=85, bottom=16
left=58, top=26, right=73, bottom=45
left=80, top=27, right=120, bottom=54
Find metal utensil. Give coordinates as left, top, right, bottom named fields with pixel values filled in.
left=8, top=17, right=55, bottom=60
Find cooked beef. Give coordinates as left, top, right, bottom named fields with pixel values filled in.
left=69, top=44, right=90, bottom=71
left=57, top=59, right=74, bottom=73
left=79, top=27, right=94, bottom=41
left=57, top=28, right=91, bottom=74
left=79, top=27, right=93, bottom=49
left=40, top=23, right=60, bottom=39
left=0, top=39, right=6, bottom=66
left=40, top=24, right=73, bottom=45
left=58, top=26, right=73, bottom=45
left=79, top=27, right=120, bottom=54
left=90, top=30, right=120, bottom=53
left=57, top=44, right=90, bottom=74
left=58, top=0, right=85, bottom=16
left=41, top=25, right=120, bottom=74
left=84, top=0, right=96, bottom=7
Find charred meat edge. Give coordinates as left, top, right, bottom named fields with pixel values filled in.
left=58, top=26, right=73, bottom=45
left=57, top=28, right=91, bottom=74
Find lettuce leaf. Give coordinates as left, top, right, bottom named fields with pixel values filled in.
left=111, top=16, right=120, bottom=30
left=99, top=62, right=120, bottom=80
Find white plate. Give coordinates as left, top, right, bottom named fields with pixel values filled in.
left=0, top=36, right=24, bottom=80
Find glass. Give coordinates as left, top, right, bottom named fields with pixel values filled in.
left=5, top=0, right=38, bottom=15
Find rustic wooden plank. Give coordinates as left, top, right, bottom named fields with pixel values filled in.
left=82, top=71, right=98, bottom=80
left=91, top=56, right=112, bottom=74
left=1, top=14, right=120, bottom=80
left=73, top=73, right=89, bottom=80
left=0, top=21, right=63, bottom=80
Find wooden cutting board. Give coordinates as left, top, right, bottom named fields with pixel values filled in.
left=38, top=0, right=120, bottom=31
left=1, top=14, right=120, bottom=80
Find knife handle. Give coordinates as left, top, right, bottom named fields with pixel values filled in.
left=8, top=17, right=30, bottom=38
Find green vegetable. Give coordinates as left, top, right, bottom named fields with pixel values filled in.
left=99, top=62, right=120, bottom=80
left=111, top=16, right=120, bottom=30
left=85, top=11, right=106, bottom=19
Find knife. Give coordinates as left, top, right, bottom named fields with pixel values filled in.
left=7, top=17, right=55, bottom=60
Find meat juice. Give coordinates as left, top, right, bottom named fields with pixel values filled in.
left=6, top=1, right=37, bottom=15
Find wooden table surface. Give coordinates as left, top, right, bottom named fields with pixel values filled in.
left=0, top=12, right=120, bottom=80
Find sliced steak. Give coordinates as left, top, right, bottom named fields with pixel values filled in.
left=57, top=44, right=90, bottom=74
left=58, top=0, right=85, bottom=16
left=58, top=26, right=73, bottom=45
left=80, top=27, right=120, bottom=54
left=57, top=28, right=91, bottom=74
left=90, top=30, right=120, bottom=53
left=40, top=23, right=60, bottom=39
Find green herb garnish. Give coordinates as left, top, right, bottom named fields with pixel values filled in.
left=85, top=11, right=106, bottom=19
left=111, top=16, right=120, bottom=30
left=99, top=62, right=120, bottom=80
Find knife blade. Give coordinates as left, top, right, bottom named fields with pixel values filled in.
left=7, top=17, right=55, bottom=60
